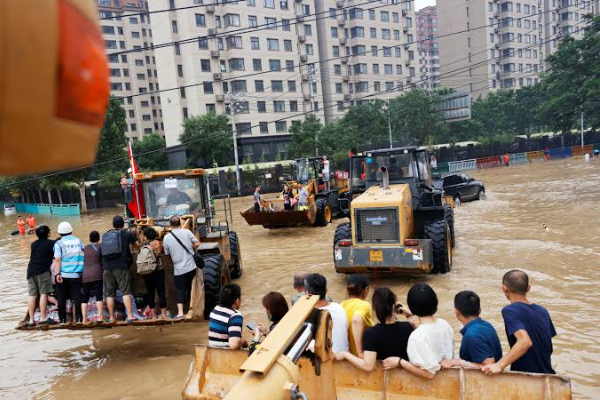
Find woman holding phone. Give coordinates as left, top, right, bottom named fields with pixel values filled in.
left=248, top=292, right=289, bottom=355
left=335, top=287, right=413, bottom=371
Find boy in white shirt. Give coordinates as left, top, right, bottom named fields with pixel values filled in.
left=382, top=283, right=454, bottom=379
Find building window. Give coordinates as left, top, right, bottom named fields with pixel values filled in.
left=265, top=17, right=277, bottom=29
left=275, top=121, right=287, bottom=133
left=257, top=101, right=267, bottom=112
left=264, top=0, right=275, bottom=8
left=332, top=46, right=340, bottom=57
left=172, top=20, right=178, bottom=34
left=290, top=101, right=298, bottom=112
left=284, top=40, right=293, bottom=52
left=225, top=14, right=241, bottom=27
left=231, top=80, right=247, bottom=92
left=282, top=19, right=291, bottom=31
left=350, top=27, right=365, bottom=38
left=334, top=64, right=342, bottom=75
left=331, top=27, right=338, bottom=38
left=335, top=83, right=343, bottom=93
left=382, top=29, right=390, bottom=40
left=248, top=15, right=258, bottom=27
left=269, top=59, right=281, bottom=71
left=304, top=24, right=312, bottom=36
left=306, top=44, right=314, bottom=55
left=273, top=101, right=285, bottom=112
left=259, top=122, right=269, bottom=134
left=200, top=59, right=211, bottom=72
left=196, top=14, right=206, bottom=26
left=253, top=59, right=262, bottom=71
left=226, top=36, right=243, bottom=49
left=203, top=82, right=213, bottom=94
left=229, top=58, right=245, bottom=71
left=198, top=37, right=209, bottom=49
left=250, top=37, right=260, bottom=50
left=288, top=81, right=296, bottom=92
left=272, top=80, right=283, bottom=92
left=267, top=38, right=279, bottom=51
left=130, top=123, right=137, bottom=131
left=255, top=80, right=265, bottom=92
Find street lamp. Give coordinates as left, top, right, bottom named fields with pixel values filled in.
left=226, top=92, right=244, bottom=196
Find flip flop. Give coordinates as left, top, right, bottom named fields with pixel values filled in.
left=24, top=321, right=36, bottom=327
left=171, top=315, right=184, bottom=320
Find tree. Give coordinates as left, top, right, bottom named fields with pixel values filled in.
left=287, top=115, right=322, bottom=158
left=180, top=112, right=233, bottom=167
left=96, top=97, right=127, bottom=172
left=132, top=133, right=169, bottom=171
left=390, top=89, right=441, bottom=146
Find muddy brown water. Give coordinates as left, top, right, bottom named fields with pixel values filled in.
left=1, top=158, right=599, bottom=399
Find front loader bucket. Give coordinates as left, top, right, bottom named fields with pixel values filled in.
left=183, top=346, right=572, bottom=400
left=240, top=201, right=316, bottom=229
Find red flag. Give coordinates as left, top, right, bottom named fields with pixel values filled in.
left=126, top=140, right=145, bottom=219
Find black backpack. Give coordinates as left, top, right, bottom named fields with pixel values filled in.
left=102, top=229, right=122, bottom=258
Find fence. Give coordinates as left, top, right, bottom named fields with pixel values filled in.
left=547, top=147, right=572, bottom=159
left=526, top=151, right=546, bottom=163
left=15, top=203, right=80, bottom=216
left=509, top=153, right=529, bottom=165
left=571, top=145, right=593, bottom=157
left=477, top=156, right=502, bottom=169
left=448, top=159, right=477, bottom=173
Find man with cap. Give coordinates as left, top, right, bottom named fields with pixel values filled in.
left=54, top=221, right=85, bottom=324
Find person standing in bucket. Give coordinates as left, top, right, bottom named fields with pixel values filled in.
left=25, top=225, right=55, bottom=326
left=53, top=221, right=85, bottom=325
left=102, top=215, right=137, bottom=323
left=253, top=185, right=262, bottom=213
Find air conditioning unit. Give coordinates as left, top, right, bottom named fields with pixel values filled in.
left=300, top=54, right=308, bottom=62
left=339, top=37, right=347, bottom=45
left=404, top=43, right=410, bottom=49
left=495, top=42, right=500, bottom=49
left=336, top=0, right=344, bottom=8
left=341, top=57, right=348, bottom=63
left=298, top=34, right=306, bottom=43
left=303, top=93, right=311, bottom=101
left=210, top=50, right=220, bottom=58
left=337, top=17, right=346, bottom=26
left=213, top=72, right=222, bottom=80
left=208, top=28, right=218, bottom=36
left=344, top=93, right=351, bottom=100
left=402, top=9, right=408, bottom=15
left=494, top=27, right=500, bottom=33
left=206, top=4, right=215, bottom=12
left=494, top=11, right=500, bottom=18
left=405, top=59, right=411, bottom=66
left=496, top=71, right=501, bottom=79
left=342, top=75, right=350, bottom=81
left=302, top=74, right=309, bottom=81
left=216, top=94, right=225, bottom=102
left=296, top=15, right=304, bottom=23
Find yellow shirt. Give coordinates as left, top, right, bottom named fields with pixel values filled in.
left=340, top=298, right=376, bottom=356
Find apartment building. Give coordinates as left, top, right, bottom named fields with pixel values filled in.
left=438, top=0, right=598, bottom=98
left=416, top=6, right=441, bottom=90
left=147, top=0, right=418, bottom=163
left=542, top=0, right=598, bottom=57
left=97, top=0, right=164, bottom=141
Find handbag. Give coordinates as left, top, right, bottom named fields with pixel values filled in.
left=170, top=231, right=205, bottom=269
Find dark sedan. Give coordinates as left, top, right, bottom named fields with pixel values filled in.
left=435, top=173, right=485, bottom=206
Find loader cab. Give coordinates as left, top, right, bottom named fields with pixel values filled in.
left=363, top=148, right=440, bottom=210
left=294, top=157, right=336, bottom=193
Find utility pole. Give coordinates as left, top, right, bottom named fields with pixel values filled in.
left=226, top=92, right=243, bottom=196
left=387, top=96, right=393, bottom=148
left=580, top=104, right=584, bottom=148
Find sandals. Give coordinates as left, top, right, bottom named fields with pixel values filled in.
left=24, top=321, right=36, bottom=327
left=38, top=318, right=56, bottom=325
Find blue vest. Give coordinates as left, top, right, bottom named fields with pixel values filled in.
left=54, top=235, right=84, bottom=277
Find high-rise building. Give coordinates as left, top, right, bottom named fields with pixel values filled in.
left=147, top=0, right=418, bottom=163
left=416, top=6, right=440, bottom=90
left=97, top=0, right=164, bottom=141
left=437, top=0, right=598, bottom=98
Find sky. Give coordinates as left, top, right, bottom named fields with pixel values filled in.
left=415, top=0, right=436, bottom=11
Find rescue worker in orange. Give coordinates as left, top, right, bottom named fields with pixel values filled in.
left=26, top=214, right=36, bottom=230
left=503, top=153, right=510, bottom=166
left=17, top=215, right=26, bottom=238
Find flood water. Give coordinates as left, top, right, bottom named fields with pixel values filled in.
left=1, top=158, right=599, bottom=399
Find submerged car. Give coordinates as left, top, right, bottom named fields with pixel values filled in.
left=436, top=173, right=485, bottom=206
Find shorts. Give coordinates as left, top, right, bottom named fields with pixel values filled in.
left=103, top=269, right=132, bottom=297
left=27, top=271, right=53, bottom=296
left=323, top=172, right=330, bottom=181
left=82, top=280, right=104, bottom=302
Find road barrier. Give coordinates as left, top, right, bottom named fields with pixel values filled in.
left=526, top=151, right=546, bottom=162
left=477, top=156, right=502, bottom=169
left=509, top=153, right=529, bottom=164
left=547, top=147, right=572, bottom=159
left=14, top=203, right=80, bottom=216
left=572, top=145, right=593, bottom=157
left=448, top=159, right=477, bottom=173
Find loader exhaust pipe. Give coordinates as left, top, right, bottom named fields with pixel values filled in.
left=380, top=166, right=389, bottom=190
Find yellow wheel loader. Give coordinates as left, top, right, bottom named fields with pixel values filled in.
left=333, top=147, right=455, bottom=275
left=241, top=157, right=345, bottom=229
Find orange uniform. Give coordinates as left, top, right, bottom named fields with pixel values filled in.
left=17, top=219, right=26, bottom=234
left=26, top=216, right=36, bottom=229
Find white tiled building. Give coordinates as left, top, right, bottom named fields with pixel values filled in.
left=416, top=6, right=440, bottom=90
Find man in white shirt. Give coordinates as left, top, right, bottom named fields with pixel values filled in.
left=162, top=216, right=201, bottom=318
left=322, top=156, right=331, bottom=191
left=305, top=273, right=349, bottom=354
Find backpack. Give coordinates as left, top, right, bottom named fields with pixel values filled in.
left=102, top=229, right=122, bottom=258
left=136, top=243, right=157, bottom=275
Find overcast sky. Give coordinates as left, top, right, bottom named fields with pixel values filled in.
left=415, top=0, right=436, bottom=11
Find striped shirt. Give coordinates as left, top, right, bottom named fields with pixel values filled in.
left=53, top=235, right=84, bottom=278
left=208, top=305, right=243, bottom=348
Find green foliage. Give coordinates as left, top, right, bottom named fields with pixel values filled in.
left=97, top=97, right=128, bottom=172
left=180, top=112, right=233, bottom=167
left=389, top=89, right=442, bottom=146
left=258, top=153, right=268, bottom=164
left=132, top=133, right=169, bottom=171
left=287, top=115, right=323, bottom=158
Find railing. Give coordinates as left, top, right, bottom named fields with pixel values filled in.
left=448, top=159, right=477, bottom=173
left=571, top=145, right=593, bottom=157
left=477, top=156, right=502, bottom=169
left=14, top=203, right=80, bottom=216
left=547, top=147, right=572, bottom=159
left=526, top=151, right=546, bottom=162
left=509, top=153, right=529, bottom=164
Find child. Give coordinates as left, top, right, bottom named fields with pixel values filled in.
left=82, top=231, right=104, bottom=324
left=142, top=227, right=167, bottom=319
left=17, top=216, right=26, bottom=238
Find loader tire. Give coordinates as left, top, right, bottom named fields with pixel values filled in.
left=315, top=197, right=332, bottom=226
left=424, top=220, right=452, bottom=274
left=333, top=222, right=351, bottom=247
left=229, top=231, right=242, bottom=279
left=443, top=204, right=455, bottom=248
left=203, top=254, right=229, bottom=319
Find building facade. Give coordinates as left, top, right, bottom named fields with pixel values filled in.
left=416, top=6, right=441, bottom=90
left=98, top=0, right=164, bottom=141
left=146, top=0, right=418, bottom=162
left=437, top=0, right=598, bottom=98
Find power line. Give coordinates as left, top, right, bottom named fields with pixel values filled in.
left=98, top=1, right=246, bottom=21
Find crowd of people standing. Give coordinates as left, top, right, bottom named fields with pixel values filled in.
left=208, top=270, right=557, bottom=379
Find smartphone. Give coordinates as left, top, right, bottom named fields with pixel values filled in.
left=246, top=321, right=256, bottom=331
left=394, top=303, right=404, bottom=314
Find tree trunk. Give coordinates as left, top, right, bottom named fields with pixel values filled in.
left=47, top=189, right=53, bottom=206
left=57, top=189, right=63, bottom=205
left=24, top=191, right=30, bottom=203
left=38, top=189, right=43, bottom=204
left=79, top=182, right=88, bottom=214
